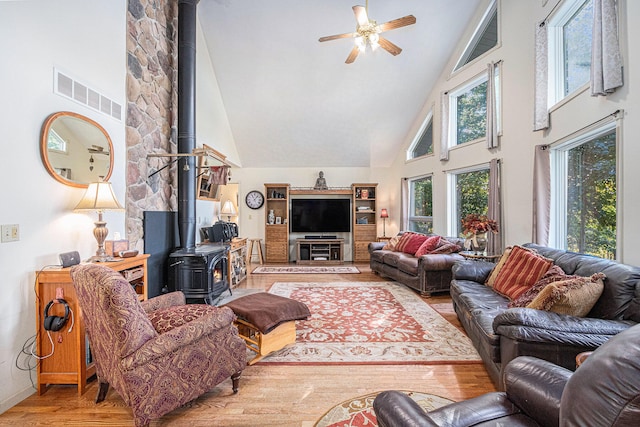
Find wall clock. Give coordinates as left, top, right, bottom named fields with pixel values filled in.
left=245, top=190, right=264, bottom=209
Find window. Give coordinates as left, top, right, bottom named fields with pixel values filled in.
left=550, top=123, right=617, bottom=259
left=408, top=175, right=433, bottom=233
left=548, top=0, right=593, bottom=106
left=448, top=167, right=489, bottom=236
left=448, top=75, right=488, bottom=147
left=407, top=112, right=433, bottom=160
left=456, top=80, right=488, bottom=145
left=454, top=0, right=498, bottom=71
left=47, top=129, right=68, bottom=153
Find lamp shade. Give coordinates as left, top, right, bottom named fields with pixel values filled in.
left=221, top=200, right=237, bottom=216
left=380, top=208, right=389, bottom=219
left=74, top=181, right=124, bottom=212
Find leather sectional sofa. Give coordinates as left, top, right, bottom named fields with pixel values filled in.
left=451, top=243, right=640, bottom=387
left=374, top=323, right=640, bottom=426
left=368, top=233, right=465, bottom=295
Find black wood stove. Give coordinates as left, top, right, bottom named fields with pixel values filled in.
left=168, top=244, right=228, bottom=304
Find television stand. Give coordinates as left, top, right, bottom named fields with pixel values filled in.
left=296, top=238, right=344, bottom=265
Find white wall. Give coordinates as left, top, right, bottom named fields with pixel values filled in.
left=0, top=0, right=127, bottom=412
left=382, top=0, right=640, bottom=265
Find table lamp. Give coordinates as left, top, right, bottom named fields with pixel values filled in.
left=380, top=208, right=389, bottom=237
left=221, top=200, right=237, bottom=222
left=74, top=181, right=124, bottom=262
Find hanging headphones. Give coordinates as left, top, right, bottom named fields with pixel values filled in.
left=43, top=299, right=70, bottom=332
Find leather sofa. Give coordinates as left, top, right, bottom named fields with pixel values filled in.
left=451, top=243, right=640, bottom=387
left=369, top=233, right=465, bottom=295
left=373, top=323, right=640, bottom=427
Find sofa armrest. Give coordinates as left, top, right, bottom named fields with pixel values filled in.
left=418, top=253, right=464, bottom=272
left=494, top=308, right=633, bottom=347
left=373, top=391, right=440, bottom=427
left=369, top=241, right=386, bottom=253
left=140, top=291, right=186, bottom=314
left=503, top=356, right=570, bottom=427
left=452, top=260, right=495, bottom=283
left=122, top=306, right=237, bottom=370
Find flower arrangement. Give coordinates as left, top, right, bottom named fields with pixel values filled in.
left=460, top=214, right=499, bottom=238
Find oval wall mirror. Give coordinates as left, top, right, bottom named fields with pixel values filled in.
left=40, top=111, right=114, bottom=188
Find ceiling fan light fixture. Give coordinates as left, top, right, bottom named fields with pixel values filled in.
left=319, top=2, right=416, bottom=64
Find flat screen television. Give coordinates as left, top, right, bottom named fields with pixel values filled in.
left=290, top=198, right=351, bottom=233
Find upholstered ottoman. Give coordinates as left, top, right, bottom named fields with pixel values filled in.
left=222, top=292, right=310, bottom=364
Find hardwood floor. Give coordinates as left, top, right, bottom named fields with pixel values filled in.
left=0, top=263, right=496, bottom=426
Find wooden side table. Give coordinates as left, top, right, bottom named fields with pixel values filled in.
left=377, top=236, right=392, bottom=242
left=35, top=255, right=149, bottom=395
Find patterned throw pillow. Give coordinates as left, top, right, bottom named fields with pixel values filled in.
left=509, top=265, right=567, bottom=308
left=492, top=245, right=554, bottom=300
left=402, top=233, right=428, bottom=255
left=527, top=273, right=606, bottom=317
left=485, top=247, right=514, bottom=288
left=394, top=232, right=419, bottom=253
left=382, top=235, right=402, bottom=251
left=414, top=235, right=442, bottom=257
left=429, top=238, right=462, bottom=254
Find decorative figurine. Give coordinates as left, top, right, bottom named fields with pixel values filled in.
left=314, top=171, right=328, bottom=190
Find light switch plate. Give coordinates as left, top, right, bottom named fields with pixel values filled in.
left=1, top=224, right=19, bottom=242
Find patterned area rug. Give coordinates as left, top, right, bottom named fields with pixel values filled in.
left=261, top=282, right=481, bottom=364
left=252, top=265, right=360, bottom=274
left=314, top=391, right=453, bottom=427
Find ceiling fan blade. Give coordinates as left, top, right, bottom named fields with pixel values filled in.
left=319, top=32, right=357, bottom=43
left=345, top=46, right=360, bottom=64
left=353, top=5, right=369, bottom=27
left=378, top=15, right=416, bottom=32
left=378, top=36, right=402, bottom=56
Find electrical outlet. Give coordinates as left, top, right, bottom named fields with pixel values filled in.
left=1, top=224, right=19, bottom=242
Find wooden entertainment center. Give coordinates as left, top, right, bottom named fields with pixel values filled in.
left=296, top=238, right=344, bottom=264
left=264, top=182, right=377, bottom=264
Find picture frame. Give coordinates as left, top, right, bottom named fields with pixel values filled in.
left=275, top=217, right=282, bottom=224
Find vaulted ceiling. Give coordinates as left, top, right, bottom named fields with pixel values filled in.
left=198, top=0, right=482, bottom=168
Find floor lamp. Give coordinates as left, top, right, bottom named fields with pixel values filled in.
left=380, top=208, right=389, bottom=237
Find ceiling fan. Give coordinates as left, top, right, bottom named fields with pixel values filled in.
left=319, top=1, right=416, bottom=64
left=88, top=145, right=110, bottom=155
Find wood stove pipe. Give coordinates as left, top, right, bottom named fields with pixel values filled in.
left=177, top=0, right=198, bottom=251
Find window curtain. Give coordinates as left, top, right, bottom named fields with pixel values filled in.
left=486, top=62, right=500, bottom=149
left=400, top=178, right=409, bottom=231
left=534, top=21, right=549, bottom=131
left=487, top=159, right=502, bottom=254
left=439, top=93, right=450, bottom=161
left=532, top=145, right=551, bottom=245
left=591, top=0, right=623, bottom=96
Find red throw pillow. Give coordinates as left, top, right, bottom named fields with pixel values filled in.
left=402, top=233, right=428, bottom=255
left=415, top=235, right=442, bottom=257
left=492, top=245, right=554, bottom=300
left=394, top=232, right=418, bottom=253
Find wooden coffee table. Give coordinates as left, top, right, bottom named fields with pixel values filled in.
left=460, top=251, right=501, bottom=262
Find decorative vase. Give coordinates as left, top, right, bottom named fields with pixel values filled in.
left=471, top=232, right=488, bottom=253
left=268, top=209, right=275, bottom=225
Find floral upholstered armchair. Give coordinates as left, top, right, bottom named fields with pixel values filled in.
left=70, top=264, right=246, bottom=427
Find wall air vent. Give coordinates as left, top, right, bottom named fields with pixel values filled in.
left=54, top=68, right=123, bottom=122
